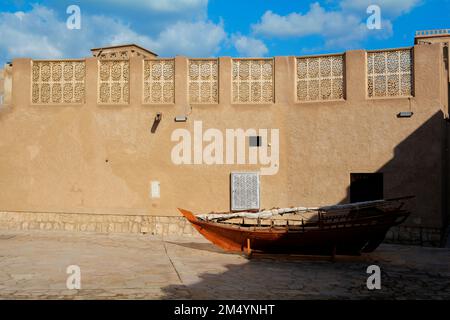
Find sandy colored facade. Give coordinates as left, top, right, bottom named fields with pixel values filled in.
left=0, top=34, right=449, bottom=245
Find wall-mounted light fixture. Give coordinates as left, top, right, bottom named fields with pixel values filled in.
left=151, top=112, right=162, bottom=133
left=397, top=111, right=414, bottom=118
left=174, top=115, right=188, bottom=122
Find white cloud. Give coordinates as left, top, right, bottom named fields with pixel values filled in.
left=251, top=2, right=400, bottom=50
left=42, top=0, right=209, bottom=35
left=0, top=6, right=66, bottom=59
left=340, top=0, right=422, bottom=18
left=99, top=19, right=226, bottom=57
left=151, top=20, right=227, bottom=57
left=0, top=4, right=227, bottom=62
left=74, top=0, right=208, bottom=14
left=232, top=35, right=268, bottom=57
left=252, top=4, right=361, bottom=38
left=324, top=20, right=393, bottom=48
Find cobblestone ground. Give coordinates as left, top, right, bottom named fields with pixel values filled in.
left=0, top=230, right=449, bottom=299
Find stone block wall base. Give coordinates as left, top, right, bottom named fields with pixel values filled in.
left=0, top=211, right=200, bottom=237
left=384, top=225, right=442, bottom=247
left=0, top=211, right=444, bottom=246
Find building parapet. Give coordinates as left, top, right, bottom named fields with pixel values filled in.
left=20, top=46, right=438, bottom=107
left=415, top=29, right=450, bottom=38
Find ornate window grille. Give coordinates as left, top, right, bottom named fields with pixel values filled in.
left=98, top=60, right=129, bottom=104
left=143, top=59, right=175, bottom=104
left=296, top=55, right=345, bottom=101
left=188, top=59, right=218, bottom=104
left=232, top=59, right=274, bottom=104
left=32, top=60, right=85, bottom=104
left=367, top=49, right=413, bottom=98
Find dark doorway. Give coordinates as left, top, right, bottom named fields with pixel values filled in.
left=350, top=173, right=384, bottom=203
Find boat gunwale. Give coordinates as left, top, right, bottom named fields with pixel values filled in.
left=192, top=210, right=409, bottom=234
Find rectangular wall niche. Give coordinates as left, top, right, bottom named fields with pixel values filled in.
left=367, top=49, right=413, bottom=98
left=296, top=55, right=345, bottom=101
left=231, top=172, right=260, bottom=211
left=32, top=60, right=86, bottom=104
left=188, top=59, right=218, bottom=104
left=232, top=59, right=274, bottom=104
left=144, top=59, right=175, bottom=104
left=350, top=173, right=384, bottom=203
left=98, top=60, right=129, bottom=104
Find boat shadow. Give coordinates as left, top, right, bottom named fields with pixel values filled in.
left=160, top=249, right=389, bottom=300
left=165, top=241, right=232, bottom=254
left=160, top=240, right=396, bottom=299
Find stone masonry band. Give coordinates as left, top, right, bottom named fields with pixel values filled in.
left=0, top=211, right=198, bottom=237
left=0, top=211, right=440, bottom=246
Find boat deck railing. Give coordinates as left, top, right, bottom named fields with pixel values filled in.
left=219, top=196, right=414, bottom=230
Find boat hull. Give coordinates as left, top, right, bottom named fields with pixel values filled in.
left=178, top=208, right=409, bottom=255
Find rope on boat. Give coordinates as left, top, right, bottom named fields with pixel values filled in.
left=196, top=207, right=318, bottom=222
left=195, top=197, right=413, bottom=222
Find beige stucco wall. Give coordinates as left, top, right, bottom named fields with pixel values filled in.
left=0, top=64, right=12, bottom=106
left=0, top=69, right=3, bottom=96
left=0, top=43, right=448, bottom=237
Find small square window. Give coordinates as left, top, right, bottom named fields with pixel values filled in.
left=249, top=136, right=262, bottom=147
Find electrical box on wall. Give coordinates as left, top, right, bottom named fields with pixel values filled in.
left=150, top=181, right=160, bottom=199
left=230, top=172, right=260, bottom=211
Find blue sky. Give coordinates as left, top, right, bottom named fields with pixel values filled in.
left=0, top=0, right=448, bottom=64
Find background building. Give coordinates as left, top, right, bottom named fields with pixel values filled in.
left=0, top=31, right=449, bottom=246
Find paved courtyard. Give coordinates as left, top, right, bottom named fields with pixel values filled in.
left=0, top=230, right=449, bottom=299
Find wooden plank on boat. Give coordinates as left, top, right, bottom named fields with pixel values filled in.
left=195, top=196, right=414, bottom=222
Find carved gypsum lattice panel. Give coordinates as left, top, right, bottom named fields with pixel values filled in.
left=367, top=49, right=413, bottom=98
left=232, top=59, right=273, bottom=103
left=188, top=59, right=218, bottom=104
left=32, top=61, right=85, bottom=104
left=98, top=60, right=129, bottom=104
left=143, top=59, right=175, bottom=104
left=296, top=55, right=344, bottom=101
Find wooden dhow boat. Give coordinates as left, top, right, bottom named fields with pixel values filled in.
left=178, top=196, right=413, bottom=256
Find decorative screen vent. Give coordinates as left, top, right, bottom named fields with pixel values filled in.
left=367, top=49, right=413, bottom=98
left=188, top=59, right=218, bottom=104
left=143, top=59, right=175, bottom=104
left=231, top=172, right=260, bottom=211
left=232, top=59, right=274, bottom=104
left=98, top=60, right=129, bottom=104
left=296, top=55, right=345, bottom=101
left=32, top=60, right=85, bottom=104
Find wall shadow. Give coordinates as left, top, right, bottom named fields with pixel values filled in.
left=160, top=111, right=449, bottom=299
left=162, top=241, right=375, bottom=300
left=160, top=240, right=448, bottom=300
left=337, top=111, right=449, bottom=245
